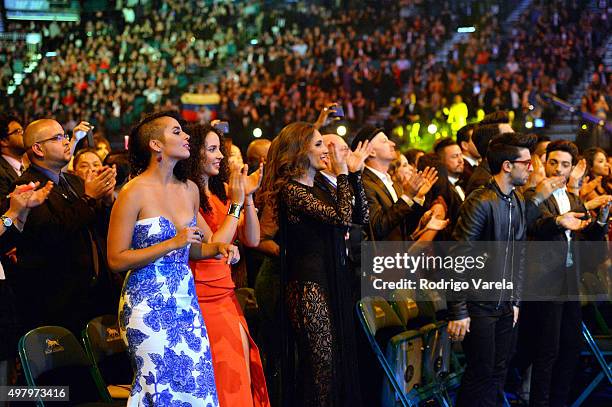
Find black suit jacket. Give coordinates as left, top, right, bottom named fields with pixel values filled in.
left=462, top=159, right=475, bottom=183
left=362, top=167, right=422, bottom=241
left=465, top=159, right=491, bottom=198
left=11, top=166, right=111, bottom=334
left=0, top=155, right=20, bottom=201
left=526, top=189, right=608, bottom=299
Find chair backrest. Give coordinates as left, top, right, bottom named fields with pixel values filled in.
left=18, top=326, right=110, bottom=404
left=83, top=315, right=133, bottom=385
left=357, top=297, right=414, bottom=407
left=359, top=296, right=404, bottom=335
left=419, top=323, right=452, bottom=383
left=391, top=289, right=420, bottom=327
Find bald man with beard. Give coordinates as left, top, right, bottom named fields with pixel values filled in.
left=11, top=119, right=117, bottom=336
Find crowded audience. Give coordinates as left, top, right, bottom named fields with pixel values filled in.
left=0, top=1, right=611, bottom=407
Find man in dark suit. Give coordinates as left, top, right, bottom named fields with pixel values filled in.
left=351, top=126, right=434, bottom=241
left=465, top=122, right=513, bottom=197
left=457, top=123, right=479, bottom=181
left=520, top=140, right=609, bottom=407
left=12, top=119, right=116, bottom=336
left=434, top=138, right=467, bottom=230
left=0, top=115, right=26, bottom=200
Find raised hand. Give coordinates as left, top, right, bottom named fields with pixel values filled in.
left=415, top=166, right=438, bottom=199
left=72, top=121, right=93, bottom=142
left=402, top=171, right=425, bottom=198
left=26, top=181, right=54, bottom=208
left=329, top=141, right=348, bottom=176
left=569, top=158, right=587, bottom=187
left=346, top=140, right=372, bottom=173
left=585, top=195, right=612, bottom=210
left=244, top=162, right=264, bottom=196
left=314, top=102, right=339, bottom=130
left=85, top=166, right=115, bottom=200
left=228, top=163, right=245, bottom=205
left=8, top=182, right=40, bottom=214
left=580, top=176, right=602, bottom=200
left=535, top=175, right=566, bottom=201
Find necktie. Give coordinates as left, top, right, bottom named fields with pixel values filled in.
left=59, top=175, right=100, bottom=276
left=58, top=175, right=79, bottom=200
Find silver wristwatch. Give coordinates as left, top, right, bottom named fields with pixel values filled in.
left=1, top=215, right=13, bottom=228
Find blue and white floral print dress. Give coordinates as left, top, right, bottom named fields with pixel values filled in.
left=119, top=216, right=219, bottom=407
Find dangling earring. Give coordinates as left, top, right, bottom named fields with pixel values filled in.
left=157, top=153, right=162, bottom=163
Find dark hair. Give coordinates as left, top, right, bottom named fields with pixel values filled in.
left=582, top=147, right=607, bottom=175
left=405, top=148, right=425, bottom=166
left=433, top=137, right=459, bottom=157
left=536, top=134, right=551, bottom=144
left=128, top=110, right=189, bottom=181
left=0, top=114, right=21, bottom=140
left=258, top=122, right=317, bottom=214
left=104, top=151, right=130, bottom=186
left=417, top=152, right=447, bottom=177
left=472, top=124, right=503, bottom=157
left=487, top=132, right=537, bottom=175
left=480, top=111, right=510, bottom=125
left=417, top=153, right=449, bottom=200
left=545, top=140, right=579, bottom=165
left=185, top=123, right=229, bottom=213
left=456, top=123, right=477, bottom=146
left=73, top=148, right=101, bottom=169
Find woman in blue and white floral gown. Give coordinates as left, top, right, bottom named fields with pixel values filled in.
left=107, top=111, right=240, bottom=406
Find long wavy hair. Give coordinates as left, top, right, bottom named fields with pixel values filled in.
left=128, top=110, right=189, bottom=181
left=583, top=147, right=612, bottom=194
left=185, top=123, right=229, bottom=213
left=257, top=122, right=317, bottom=214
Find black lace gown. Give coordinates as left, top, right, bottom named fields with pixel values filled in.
left=280, top=172, right=368, bottom=407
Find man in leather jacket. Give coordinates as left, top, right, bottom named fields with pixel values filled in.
left=449, top=133, right=539, bottom=407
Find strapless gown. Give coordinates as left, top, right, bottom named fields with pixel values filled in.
left=119, top=215, right=219, bottom=406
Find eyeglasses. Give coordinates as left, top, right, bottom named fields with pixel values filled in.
left=510, top=159, right=533, bottom=168
left=35, top=133, right=70, bottom=145
left=7, top=128, right=23, bottom=137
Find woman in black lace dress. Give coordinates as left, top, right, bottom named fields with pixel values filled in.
left=259, top=121, right=370, bottom=407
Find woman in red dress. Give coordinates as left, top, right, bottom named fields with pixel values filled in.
left=186, top=122, right=269, bottom=406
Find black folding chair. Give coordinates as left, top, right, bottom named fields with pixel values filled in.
left=18, top=325, right=120, bottom=406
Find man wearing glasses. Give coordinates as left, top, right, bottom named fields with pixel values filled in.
left=10, top=118, right=117, bottom=337
left=449, top=133, right=540, bottom=407
left=0, top=115, right=26, bottom=200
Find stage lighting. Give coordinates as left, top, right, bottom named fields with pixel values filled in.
left=250, top=39, right=258, bottom=45
left=427, top=124, right=437, bottom=134
left=457, top=27, right=476, bottom=33
left=337, top=125, right=347, bottom=136
left=525, top=121, right=533, bottom=129
left=534, top=118, right=545, bottom=128
left=253, top=128, right=262, bottom=138
left=581, top=124, right=588, bottom=130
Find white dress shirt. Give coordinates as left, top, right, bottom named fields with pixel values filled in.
left=367, top=166, right=399, bottom=203
left=2, top=154, right=24, bottom=176
left=448, top=175, right=466, bottom=201
left=552, top=188, right=572, bottom=241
